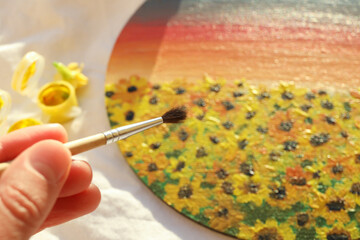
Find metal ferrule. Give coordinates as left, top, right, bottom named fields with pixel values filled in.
left=103, top=117, right=163, bottom=144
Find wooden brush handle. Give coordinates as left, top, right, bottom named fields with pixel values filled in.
left=0, top=133, right=107, bottom=177
left=65, top=133, right=106, bottom=155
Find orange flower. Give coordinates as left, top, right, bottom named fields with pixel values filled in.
left=135, top=153, right=168, bottom=185
left=112, top=75, right=150, bottom=103
left=268, top=110, right=308, bottom=143
left=204, top=195, right=243, bottom=232
left=285, top=165, right=312, bottom=187
left=323, top=155, right=355, bottom=181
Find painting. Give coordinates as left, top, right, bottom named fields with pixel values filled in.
left=105, top=0, right=360, bottom=239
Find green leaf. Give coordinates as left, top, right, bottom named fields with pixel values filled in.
left=165, top=149, right=184, bottom=159
left=295, top=227, right=316, bottom=240
left=163, top=132, right=171, bottom=139
left=291, top=202, right=308, bottom=212
left=300, top=159, right=313, bottom=168
left=315, top=216, right=328, bottom=227
left=194, top=212, right=210, bottom=226
left=304, top=117, right=313, bottom=125
left=150, top=180, right=166, bottom=199
left=317, top=183, right=328, bottom=193
left=344, top=102, right=352, bottom=112
left=225, top=227, right=239, bottom=236
left=200, top=182, right=216, bottom=189
left=109, top=120, right=118, bottom=127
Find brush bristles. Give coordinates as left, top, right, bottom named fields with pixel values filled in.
left=162, top=107, right=187, bottom=123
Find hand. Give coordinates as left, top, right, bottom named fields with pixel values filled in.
left=0, top=124, right=101, bottom=239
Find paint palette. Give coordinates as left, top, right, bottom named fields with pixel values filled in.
left=105, top=0, right=360, bottom=239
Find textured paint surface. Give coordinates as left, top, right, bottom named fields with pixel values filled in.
left=105, top=77, right=360, bottom=239
left=105, top=0, right=360, bottom=239
left=107, top=0, right=360, bottom=89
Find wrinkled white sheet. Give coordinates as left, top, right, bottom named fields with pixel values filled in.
left=0, top=0, right=231, bottom=239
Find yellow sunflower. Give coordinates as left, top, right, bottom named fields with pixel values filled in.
left=203, top=195, right=243, bottom=232
left=265, top=180, right=308, bottom=210
left=322, top=155, right=355, bottom=181
left=134, top=153, right=168, bottom=185
left=164, top=176, right=211, bottom=215
left=232, top=174, right=270, bottom=206
left=237, top=219, right=296, bottom=239
left=317, top=221, right=360, bottom=240
left=267, top=109, right=307, bottom=144
left=112, top=75, right=150, bottom=103
left=309, top=188, right=355, bottom=225
left=342, top=174, right=360, bottom=205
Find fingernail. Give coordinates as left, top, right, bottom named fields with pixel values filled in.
left=28, top=141, right=70, bottom=184
left=47, top=123, right=62, bottom=128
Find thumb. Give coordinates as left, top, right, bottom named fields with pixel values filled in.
left=0, top=140, right=71, bottom=239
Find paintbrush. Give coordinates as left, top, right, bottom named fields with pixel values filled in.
left=0, top=107, right=187, bottom=174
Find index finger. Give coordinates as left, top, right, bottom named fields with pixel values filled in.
left=0, top=124, right=67, bottom=162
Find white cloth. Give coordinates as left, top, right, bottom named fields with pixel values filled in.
left=0, top=1, right=231, bottom=239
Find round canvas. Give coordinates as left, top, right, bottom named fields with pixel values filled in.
left=105, top=0, right=360, bottom=239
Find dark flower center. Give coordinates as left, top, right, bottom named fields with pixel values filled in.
left=256, top=228, right=281, bottom=240
left=246, top=111, right=256, bottom=120
left=221, top=182, right=234, bottom=195
left=125, top=111, right=135, bottom=121
left=332, top=164, right=343, bottom=174
left=196, top=147, right=208, bottom=158
left=326, top=199, right=345, bottom=211
left=222, top=121, right=234, bottom=129
left=297, top=213, right=309, bottom=226
left=127, top=86, right=137, bottom=92
left=178, top=129, right=189, bottom=141
left=282, top=91, right=294, bottom=100
left=350, top=182, right=360, bottom=195
left=290, top=177, right=307, bottom=186
left=178, top=185, right=193, bottom=199
left=174, top=87, right=186, bottom=94
left=175, top=161, right=185, bottom=171
left=222, top=101, right=234, bottom=110
left=194, top=98, right=206, bottom=107
left=283, top=141, right=298, bottom=151
left=270, top=186, right=286, bottom=200
left=150, top=142, right=161, bottom=150
left=105, top=91, right=114, bottom=97
left=233, top=91, right=244, bottom=98
left=325, top=116, right=336, bottom=125
left=310, top=133, right=330, bottom=146
left=247, top=183, right=259, bottom=194
left=209, top=136, right=220, bottom=144
left=240, top=162, right=254, bottom=176
left=257, top=92, right=271, bottom=100
left=125, top=151, right=133, bottom=157
left=149, top=96, right=158, bottom=105
left=216, top=208, right=229, bottom=217
left=326, top=233, right=349, bottom=240
left=216, top=169, right=229, bottom=179
left=147, top=163, right=158, bottom=172
left=300, top=104, right=312, bottom=112
left=257, top=126, right=268, bottom=134
left=238, top=139, right=249, bottom=150
left=269, top=151, right=281, bottom=161
left=355, top=154, right=360, bottom=164
left=210, top=84, right=221, bottom=92
left=305, top=92, right=316, bottom=100
left=321, top=100, right=334, bottom=110
left=279, top=121, right=293, bottom=132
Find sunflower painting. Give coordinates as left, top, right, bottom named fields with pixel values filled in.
left=105, top=76, right=360, bottom=239
left=104, top=0, right=360, bottom=238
